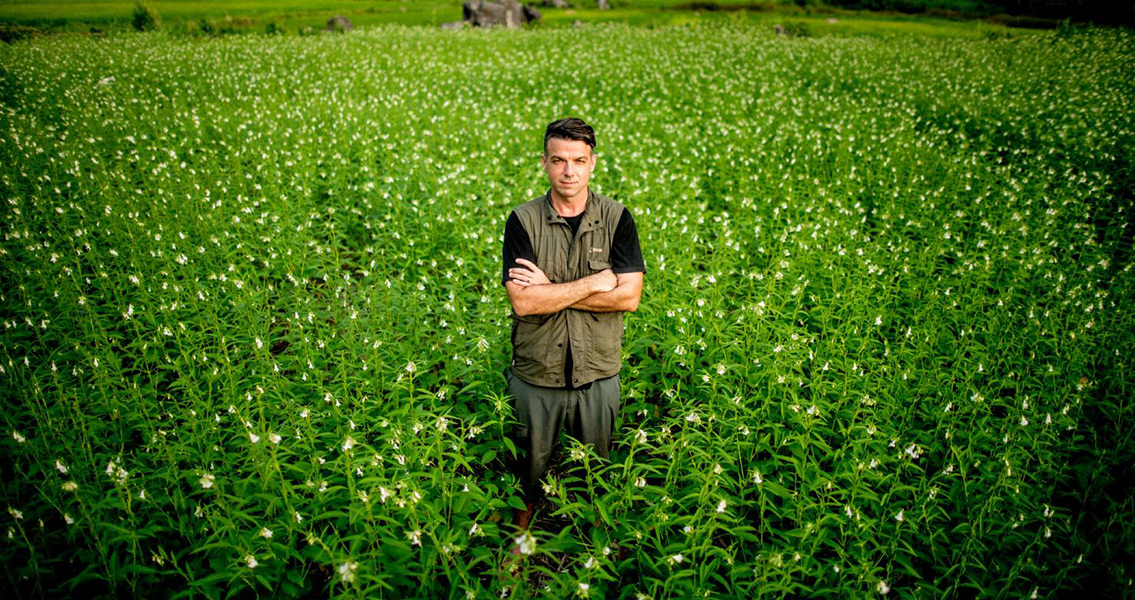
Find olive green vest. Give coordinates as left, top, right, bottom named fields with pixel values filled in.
left=510, top=189, right=626, bottom=388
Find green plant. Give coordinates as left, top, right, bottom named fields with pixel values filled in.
left=131, top=0, right=161, bottom=32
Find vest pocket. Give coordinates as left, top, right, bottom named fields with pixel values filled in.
left=586, top=312, right=623, bottom=371
left=512, top=313, right=553, bottom=372
left=515, top=315, right=549, bottom=358
left=588, top=257, right=612, bottom=272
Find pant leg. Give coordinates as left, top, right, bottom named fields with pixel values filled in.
left=567, top=374, right=620, bottom=460
left=509, top=372, right=568, bottom=497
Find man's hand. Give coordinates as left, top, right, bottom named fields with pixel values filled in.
left=508, top=258, right=551, bottom=287
left=589, top=268, right=618, bottom=293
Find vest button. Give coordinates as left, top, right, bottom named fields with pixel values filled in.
left=557, top=342, right=563, bottom=347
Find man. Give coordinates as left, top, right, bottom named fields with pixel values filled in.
left=501, top=117, right=645, bottom=532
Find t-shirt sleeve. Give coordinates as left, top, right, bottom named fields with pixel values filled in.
left=611, top=207, right=646, bottom=275
left=502, top=211, right=536, bottom=285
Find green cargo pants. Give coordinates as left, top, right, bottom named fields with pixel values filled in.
left=507, top=371, right=620, bottom=497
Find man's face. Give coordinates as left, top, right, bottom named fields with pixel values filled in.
left=541, top=137, right=596, bottom=202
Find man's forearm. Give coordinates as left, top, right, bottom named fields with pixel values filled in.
left=508, top=274, right=608, bottom=316
left=569, top=280, right=640, bottom=313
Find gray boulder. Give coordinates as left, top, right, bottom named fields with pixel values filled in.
left=523, top=4, right=542, bottom=21
left=326, top=15, right=352, bottom=32
left=462, top=0, right=541, bottom=28
left=597, top=0, right=610, bottom=10
left=543, top=0, right=569, bottom=7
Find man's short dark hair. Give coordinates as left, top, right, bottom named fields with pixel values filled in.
left=544, top=118, right=595, bottom=154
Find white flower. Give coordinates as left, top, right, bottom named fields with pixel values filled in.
left=338, top=560, right=358, bottom=583
left=634, top=476, right=646, bottom=488
left=876, top=580, right=890, bottom=594
left=895, top=510, right=904, bottom=522
left=8, top=507, right=23, bottom=520
left=12, top=431, right=26, bottom=443
left=246, top=555, right=258, bottom=569
left=294, top=511, right=303, bottom=524
left=200, top=473, right=215, bottom=489
left=667, top=553, right=684, bottom=565
left=342, top=437, right=355, bottom=452
left=514, top=532, right=537, bottom=556
left=62, top=481, right=79, bottom=492
left=635, top=429, right=648, bottom=444
left=269, top=433, right=282, bottom=444
left=716, top=499, right=727, bottom=514
left=255, top=337, right=263, bottom=349
left=405, top=361, right=416, bottom=374
left=249, top=432, right=260, bottom=444
left=259, top=527, right=273, bottom=539
left=407, top=530, right=421, bottom=546
left=64, top=513, right=74, bottom=525
left=753, top=470, right=763, bottom=485
left=577, top=582, right=590, bottom=598
left=55, top=460, right=68, bottom=474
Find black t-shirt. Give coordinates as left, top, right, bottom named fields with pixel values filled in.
left=501, top=203, right=646, bottom=389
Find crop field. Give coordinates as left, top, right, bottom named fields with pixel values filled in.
left=0, top=0, right=1037, bottom=38
left=1, top=23, right=1134, bottom=599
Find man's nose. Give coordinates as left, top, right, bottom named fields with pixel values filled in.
left=563, top=161, right=575, bottom=176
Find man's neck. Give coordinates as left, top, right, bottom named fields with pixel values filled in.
left=550, top=187, right=589, bottom=218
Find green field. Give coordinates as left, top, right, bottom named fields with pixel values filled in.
left=0, top=0, right=1041, bottom=38
left=1, top=21, right=1134, bottom=600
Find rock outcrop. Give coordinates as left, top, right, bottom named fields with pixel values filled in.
left=460, top=0, right=541, bottom=28
left=326, top=15, right=353, bottom=32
